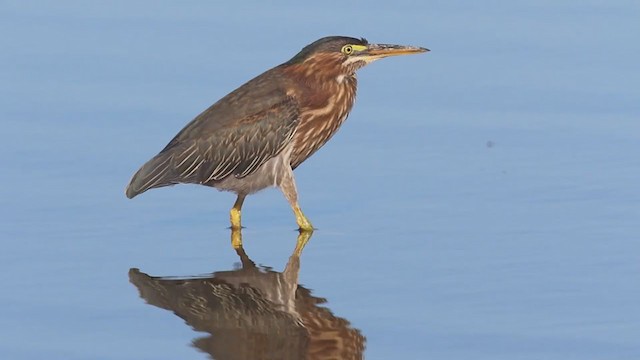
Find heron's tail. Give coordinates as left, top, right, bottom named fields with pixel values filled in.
left=125, top=153, right=177, bottom=198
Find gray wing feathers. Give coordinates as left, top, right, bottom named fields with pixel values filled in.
left=125, top=152, right=179, bottom=198
left=125, top=98, right=299, bottom=198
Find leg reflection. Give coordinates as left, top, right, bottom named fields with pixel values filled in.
left=230, top=227, right=313, bottom=255
left=129, top=229, right=364, bottom=359
left=293, top=230, right=312, bottom=257
left=230, top=228, right=243, bottom=249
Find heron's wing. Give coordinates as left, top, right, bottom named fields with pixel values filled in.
left=125, top=96, right=299, bottom=198
left=191, top=97, right=299, bottom=182
left=165, top=70, right=292, bottom=148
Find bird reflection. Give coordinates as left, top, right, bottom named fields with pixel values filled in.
left=129, top=230, right=365, bottom=360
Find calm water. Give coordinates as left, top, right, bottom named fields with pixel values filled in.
left=2, top=1, right=639, bottom=359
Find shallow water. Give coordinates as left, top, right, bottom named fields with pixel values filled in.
left=2, top=1, right=639, bottom=359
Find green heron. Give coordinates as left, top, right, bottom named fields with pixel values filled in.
left=126, top=36, right=428, bottom=231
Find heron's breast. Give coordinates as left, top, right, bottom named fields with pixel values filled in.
left=290, top=80, right=356, bottom=167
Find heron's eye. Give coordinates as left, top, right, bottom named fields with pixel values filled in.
left=341, top=45, right=354, bottom=55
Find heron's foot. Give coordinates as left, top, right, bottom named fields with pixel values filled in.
left=297, top=221, right=314, bottom=232
left=293, top=205, right=315, bottom=232
left=229, top=194, right=246, bottom=230
left=230, top=228, right=243, bottom=249
left=230, top=207, right=242, bottom=230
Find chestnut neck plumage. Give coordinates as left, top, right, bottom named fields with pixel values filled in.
left=282, top=53, right=360, bottom=168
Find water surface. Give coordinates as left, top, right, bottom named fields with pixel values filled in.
left=1, top=1, right=639, bottom=359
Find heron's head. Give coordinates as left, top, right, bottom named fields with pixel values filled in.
left=286, top=36, right=429, bottom=77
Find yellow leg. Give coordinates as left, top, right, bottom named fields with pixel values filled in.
left=229, top=194, right=245, bottom=230
left=293, top=204, right=314, bottom=232
left=279, top=168, right=314, bottom=231
left=230, top=228, right=243, bottom=249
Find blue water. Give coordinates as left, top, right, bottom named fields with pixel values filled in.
left=1, top=1, right=639, bottom=359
